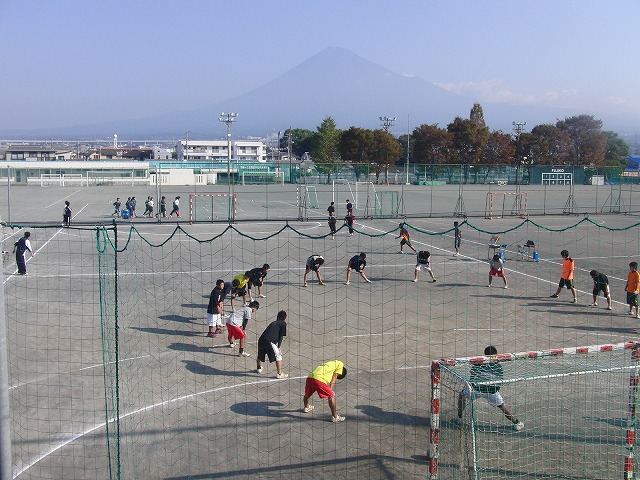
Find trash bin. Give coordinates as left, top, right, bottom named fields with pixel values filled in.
left=121, top=209, right=130, bottom=219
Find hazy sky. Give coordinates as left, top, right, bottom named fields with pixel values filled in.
left=1, top=0, right=638, bottom=132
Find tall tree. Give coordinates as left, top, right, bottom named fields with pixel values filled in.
left=519, top=125, right=572, bottom=165
left=281, top=128, right=314, bottom=158
left=555, top=114, right=607, bottom=166
left=447, top=116, right=489, bottom=165
left=311, top=117, right=342, bottom=180
left=411, top=124, right=452, bottom=164
left=469, top=102, right=487, bottom=129
left=481, top=131, right=515, bottom=166
left=603, top=131, right=631, bottom=168
left=369, top=129, right=403, bottom=183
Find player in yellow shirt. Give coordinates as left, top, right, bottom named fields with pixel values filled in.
left=302, top=360, right=347, bottom=422
left=232, top=272, right=251, bottom=306
left=626, top=262, right=640, bottom=318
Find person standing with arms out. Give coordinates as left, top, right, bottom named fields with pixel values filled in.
left=112, top=197, right=121, bottom=217
left=206, top=279, right=226, bottom=337
left=226, top=300, right=259, bottom=357
left=63, top=201, right=72, bottom=226
left=588, top=270, right=612, bottom=310
left=626, top=262, right=640, bottom=318
left=13, top=231, right=34, bottom=275
left=488, top=254, right=508, bottom=288
left=303, top=255, right=325, bottom=287
left=346, top=252, right=371, bottom=285
left=344, top=211, right=355, bottom=236
left=303, top=360, right=347, bottom=423
left=168, top=196, right=180, bottom=218
left=414, top=250, right=436, bottom=283
left=256, top=310, right=288, bottom=378
left=396, top=223, right=416, bottom=254
left=458, top=346, right=524, bottom=431
left=159, top=196, right=167, bottom=218
left=453, top=221, right=462, bottom=256
left=550, top=249, right=577, bottom=303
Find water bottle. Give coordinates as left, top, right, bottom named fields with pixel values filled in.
left=533, top=251, right=539, bottom=262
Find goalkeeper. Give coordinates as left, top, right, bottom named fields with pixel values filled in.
left=458, top=346, right=524, bottom=431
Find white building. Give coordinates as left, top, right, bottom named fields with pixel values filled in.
left=176, top=140, right=266, bottom=163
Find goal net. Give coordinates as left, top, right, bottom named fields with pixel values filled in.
left=484, top=192, right=527, bottom=219
left=189, top=193, right=237, bottom=223
left=373, top=191, right=400, bottom=218
left=430, top=341, right=640, bottom=480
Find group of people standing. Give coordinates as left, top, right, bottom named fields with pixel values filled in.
left=112, top=195, right=181, bottom=219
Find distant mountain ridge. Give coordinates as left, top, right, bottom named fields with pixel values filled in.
left=2, top=47, right=637, bottom=138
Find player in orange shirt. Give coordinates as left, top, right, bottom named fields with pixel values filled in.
left=396, top=223, right=416, bottom=254
left=550, top=249, right=577, bottom=303
left=625, top=262, right=640, bottom=318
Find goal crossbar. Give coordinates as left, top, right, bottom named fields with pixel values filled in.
left=484, top=191, right=527, bottom=219
left=189, top=193, right=237, bottom=223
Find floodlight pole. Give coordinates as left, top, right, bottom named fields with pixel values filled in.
left=380, top=116, right=396, bottom=184
left=512, top=121, right=527, bottom=214
left=219, top=112, right=238, bottom=199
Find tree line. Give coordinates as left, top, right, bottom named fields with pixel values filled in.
left=278, top=103, right=631, bottom=182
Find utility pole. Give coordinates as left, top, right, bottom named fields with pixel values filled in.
left=184, top=131, right=190, bottom=162
left=406, top=114, right=411, bottom=185
left=219, top=112, right=238, bottom=197
left=287, top=129, right=293, bottom=184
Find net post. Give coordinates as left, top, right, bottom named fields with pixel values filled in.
left=0, top=233, right=12, bottom=480
left=626, top=343, right=640, bottom=479
left=429, top=360, right=441, bottom=479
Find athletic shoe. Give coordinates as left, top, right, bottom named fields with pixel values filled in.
left=636, top=314, right=640, bottom=319
left=432, top=279, right=437, bottom=283
left=303, top=405, right=315, bottom=413
left=399, top=251, right=404, bottom=254
left=365, top=279, right=372, bottom=283
left=514, top=421, right=525, bottom=431
left=588, top=303, right=598, bottom=307
left=504, top=285, right=508, bottom=289
left=549, top=294, right=559, bottom=298
left=256, top=367, right=263, bottom=374
left=206, top=332, right=216, bottom=338
left=259, top=294, right=266, bottom=298
left=332, top=415, right=346, bottom=423
left=239, top=351, right=251, bottom=357
left=629, top=311, right=635, bottom=316
left=319, top=282, right=325, bottom=286
left=487, top=284, right=491, bottom=288
left=249, top=297, right=255, bottom=302
left=345, top=281, right=350, bottom=285
left=276, top=373, right=289, bottom=379
left=571, top=298, right=578, bottom=303
left=228, top=343, right=235, bottom=348
left=303, top=283, right=308, bottom=287
left=606, top=306, right=612, bottom=310
left=413, top=279, right=418, bottom=283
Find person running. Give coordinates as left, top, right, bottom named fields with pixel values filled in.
left=626, top=262, right=640, bottom=318
left=588, top=270, right=612, bottom=310
left=143, top=196, right=154, bottom=217
left=302, top=360, right=347, bottom=423
left=488, top=254, right=508, bottom=288
left=232, top=272, right=251, bottom=306
left=458, top=346, right=524, bottom=431
left=226, top=301, right=259, bottom=357
left=160, top=196, right=167, bottom=218
left=550, top=249, right=577, bottom=303
left=303, top=255, right=325, bottom=287
left=453, top=221, right=462, bottom=256
left=63, top=201, right=72, bottom=226
left=346, top=252, right=371, bottom=285
left=206, top=279, right=226, bottom=337
left=414, top=250, right=436, bottom=283
left=396, top=223, right=416, bottom=254
left=168, top=196, right=180, bottom=217
left=247, top=264, right=270, bottom=300
left=112, top=197, right=121, bottom=217
left=344, top=211, right=355, bottom=236
left=256, top=310, right=288, bottom=378
left=13, top=231, right=34, bottom=275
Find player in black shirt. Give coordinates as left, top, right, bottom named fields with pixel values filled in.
left=256, top=310, right=288, bottom=378
left=346, top=252, right=371, bottom=285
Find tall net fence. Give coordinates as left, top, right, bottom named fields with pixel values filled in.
left=4, top=215, right=640, bottom=478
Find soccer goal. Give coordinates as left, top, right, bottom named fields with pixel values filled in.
left=484, top=192, right=527, bottom=219
left=189, top=193, right=237, bottom=223
left=429, top=341, right=640, bottom=480
left=373, top=191, right=400, bottom=218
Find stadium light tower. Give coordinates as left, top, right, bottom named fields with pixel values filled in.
left=219, top=112, right=239, bottom=193
left=380, top=116, right=396, bottom=132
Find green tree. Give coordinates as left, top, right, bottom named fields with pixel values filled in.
left=447, top=116, right=490, bottom=165
left=370, top=129, right=403, bottom=183
left=519, top=125, right=572, bottom=165
left=411, top=124, right=452, bottom=164
left=311, top=117, right=342, bottom=182
left=555, top=114, right=607, bottom=166
left=281, top=128, right=314, bottom=158
left=603, top=131, right=631, bottom=168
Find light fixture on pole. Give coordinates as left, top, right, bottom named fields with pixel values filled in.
left=379, top=116, right=396, bottom=132
left=219, top=112, right=238, bottom=194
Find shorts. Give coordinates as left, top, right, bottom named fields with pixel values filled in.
left=416, top=264, right=431, bottom=272
left=348, top=262, right=362, bottom=273
left=490, top=268, right=505, bottom=277
left=226, top=323, right=246, bottom=340
left=462, top=385, right=504, bottom=407
left=232, top=287, right=246, bottom=297
left=305, top=377, right=335, bottom=399
left=257, top=341, right=282, bottom=363
left=627, top=292, right=639, bottom=307
left=207, top=313, right=222, bottom=327
left=249, top=278, right=263, bottom=288
left=400, top=238, right=412, bottom=247
left=558, top=278, right=574, bottom=289
left=593, top=284, right=609, bottom=297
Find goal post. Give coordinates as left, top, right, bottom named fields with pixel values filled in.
left=373, top=191, right=400, bottom=218
left=189, top=193, right=237, bottom=223
left=430, top=341, right=640, bottom=480
left=485, top=192, right=527, bottom=219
